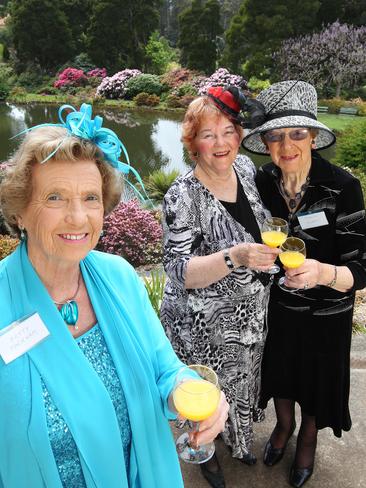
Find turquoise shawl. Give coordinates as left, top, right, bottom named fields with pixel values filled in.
left=0, top=243, right=184, bottom=488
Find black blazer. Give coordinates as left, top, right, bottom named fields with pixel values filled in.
left=255, top=151, right=366, bottom=314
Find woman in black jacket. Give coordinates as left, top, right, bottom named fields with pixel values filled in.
left=242, top=80, right=366, bottom=488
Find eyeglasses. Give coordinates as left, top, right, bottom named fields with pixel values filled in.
left=263, top=128, right=310, bottom=144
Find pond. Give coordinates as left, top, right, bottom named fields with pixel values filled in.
left=0, top=102, right=337, bottom=175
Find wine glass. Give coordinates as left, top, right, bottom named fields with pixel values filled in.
left=173, top=364, right=221, bottom=464
left=261, top=217, right=289, bottom=274
left=278, top=237, right=306, bottom=292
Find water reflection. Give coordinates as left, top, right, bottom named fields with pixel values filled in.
left=0, top=102, right=336, bottom=174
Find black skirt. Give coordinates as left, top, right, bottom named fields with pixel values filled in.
left=259, top=296, right=353, bottom=437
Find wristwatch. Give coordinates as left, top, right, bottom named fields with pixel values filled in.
left=223, top=248, right=235, bottom=270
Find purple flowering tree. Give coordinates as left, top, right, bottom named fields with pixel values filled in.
left=194, top=68, right=247, bottom=95
left=96, top=69, right=142, bottom=99
left=274, top=22, right=366, bottom=97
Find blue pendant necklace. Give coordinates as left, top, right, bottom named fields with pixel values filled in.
left=54, top=274, right=81, bottom=329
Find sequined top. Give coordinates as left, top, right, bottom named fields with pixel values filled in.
left=42, top=324, right=132, bottom=487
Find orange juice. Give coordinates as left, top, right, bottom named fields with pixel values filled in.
left=279, top=251, right=305, bottom=269
left=173, top=379, right=220, bottom=422
left=262, top=231, right=287, bottom=248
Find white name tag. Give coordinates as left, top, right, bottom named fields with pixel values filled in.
left=298, top=211, right=329, bottom=230
left=0, top=313, right=50, bottom=364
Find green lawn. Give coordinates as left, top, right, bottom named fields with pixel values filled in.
left=318, top=113, right=364, bottom=132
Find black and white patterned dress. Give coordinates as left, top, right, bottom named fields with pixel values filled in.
left=161, top=154, right=271, bottom=458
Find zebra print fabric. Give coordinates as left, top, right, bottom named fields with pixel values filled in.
left=161, top=154, right=271, bottom=458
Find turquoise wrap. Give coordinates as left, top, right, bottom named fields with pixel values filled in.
left=0, top=243, right=184, bottom=487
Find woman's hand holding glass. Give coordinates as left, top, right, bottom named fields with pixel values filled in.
left=261, top=217, right=289, bottom=274
left=230, top=242, right=281, bottom=271
left=278, top=237, right=306, bottom=291
left=172, top=365, right=229, bottom=464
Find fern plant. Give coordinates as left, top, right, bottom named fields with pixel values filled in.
left=143, top=270, right=166, bottom=317
left=144, top=169, right=180, bottom=203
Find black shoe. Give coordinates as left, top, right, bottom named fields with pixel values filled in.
left=289, top=464, right=314, bottom=488
left=199, top=454, right=225, bottom=488
left=239, top=452, right=257, bottom=465
left=263, top=423, right=296, bottom=467
left=263, top=440, right=286, bottom=466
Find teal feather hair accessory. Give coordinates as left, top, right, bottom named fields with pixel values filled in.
left=12, top=103, right=149, bottom=202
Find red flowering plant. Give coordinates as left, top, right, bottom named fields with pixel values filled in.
left=99, top=199, right=163, bottom=267
left=54, top=68, right=88, bottom=90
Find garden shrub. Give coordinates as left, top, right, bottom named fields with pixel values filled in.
left=334, top=118, right=366, bottom=170
left=194, top=68, right=247, bottom=95
left=160, top=67, right=199, bottom=89
left=125, top=74, right=163, bottom=99
left=317, top=98, right=365, bottom=115
left=172, top=82, right=197, bottom=98
left=54, top=68, right=88, bottom=89
left=144, top=169, right=180, bottom=203
left=87, top=68, right=107, bottom=79
left=9, top=86, right=27, bottom=99
left=0, top=235, right=19, bottom=260
left=0, top=81, right=9, bottom=100
left=16, top=67, right=45, bottom=91
left=0, top=64, right=16, bottom=85
left=247, top=77, right=271, bottom=93
left=99, top=199, right=163, bottom=267
left=142, top=270, right=166, bottom=316
left=134, top=92, right=160, bottom=107
left=69, top=53, right=96, bottom=73
left=36, top=85, right=58, bottom=95
left=165, top=94, right=184, bottom=108
left=96, top=69, right=142, bottom=99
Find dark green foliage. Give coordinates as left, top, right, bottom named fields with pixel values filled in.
left=134, top=92, right=160, bottom=106
left=178, top=0, right=223, bottom=74
left=59, top=0, right=92, bottom=53
left=223, top=0, right=320, bottom=78
left=334, top=119, right=366, bottom=170
left=144, top=168, right=180, bottom=202
left=0, top=81, right=9, bottom=100
left=125, top=74, right=163, bottom=98
left=10, top=0, right=75, bottom=69
left=67, top=53, right=96, bottom=73
left=86, top=0, right=160, bottom=72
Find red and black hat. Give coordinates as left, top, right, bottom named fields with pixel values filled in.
left=207, top=86, right=242, bottom=122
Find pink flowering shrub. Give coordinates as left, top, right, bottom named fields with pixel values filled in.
left=87, top=68, right=107, bottom=79
left=99, top=199, right=163, bottom=266
left=96, top=69, right=142, bottom=99
left=54, top=68, right=88, bottom=89
left=160, top=68, right=199, bottom=89
left=194, top=68, right=247, bottom=95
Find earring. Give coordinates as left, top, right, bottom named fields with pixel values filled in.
left=100, top=230, right=104, bottom=237
left=311, top=139, right=315, bottom=145
left=19, top=226, right=26, bottom=240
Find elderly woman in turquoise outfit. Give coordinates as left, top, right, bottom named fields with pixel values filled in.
left=0, top=105, right=228, bottom=488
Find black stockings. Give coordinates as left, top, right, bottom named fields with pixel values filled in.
left=270, top=398, right=296, bottom=448
left=271, top=398, right=318, bottom=468
left=294, top=410, right=318, bottom=469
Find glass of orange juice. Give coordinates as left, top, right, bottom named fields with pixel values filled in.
left=261, top=217, right=289, bottom=274
left=278, top=237, right=306, bottom=291
left=173, top=364, right=220, bottom=464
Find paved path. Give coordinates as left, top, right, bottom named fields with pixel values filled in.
left=175, top=334, right=366, bottom=488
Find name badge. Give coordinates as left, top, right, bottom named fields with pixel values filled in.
left=297, top=211, right=329, bottom=230
left=0, top=313, right=50, bottom=364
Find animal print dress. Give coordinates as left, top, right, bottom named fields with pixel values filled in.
left=161, top=154, right=272, bottom=458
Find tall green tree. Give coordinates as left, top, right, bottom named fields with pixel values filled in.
left=59, top=0, right=92, bottom=54
left=223, top=0, right=320, bottom=78
left=178, top=0, right=222, bottom=74
left=10, top=0, right=74, bottom=69
left=86, top=0, right=160, bottom=73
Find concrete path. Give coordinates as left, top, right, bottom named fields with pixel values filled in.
left=175, top=334, right=366, bottom=488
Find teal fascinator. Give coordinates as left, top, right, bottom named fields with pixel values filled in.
left=12, top=103, right=148, bottom=202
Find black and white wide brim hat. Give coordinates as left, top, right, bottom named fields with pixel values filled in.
left=242, top=80, right=336, bottom=155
